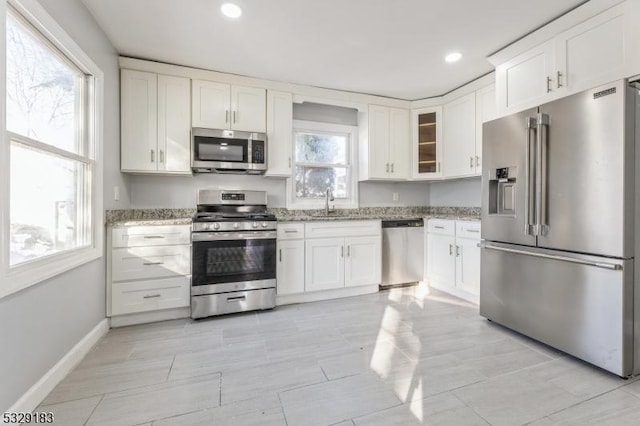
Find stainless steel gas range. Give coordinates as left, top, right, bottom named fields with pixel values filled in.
left=191, top=189, right=277, bottom=319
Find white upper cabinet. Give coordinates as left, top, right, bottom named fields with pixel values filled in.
left=388, top=107, right=410, bottom=179
left=157, top=75, right=191, bottom=173
left=191, top=80, right=230, bottom=129
left=495, top=40, right=555, bottom=115
left=266, top=90, right=293, bottom=177
left=361, top=105, right=410, bottom=180
left=555, top=4, right=626, bottom=95
left=121, top=70, right=157, bottom=172
left=443, top=93, right=477, bottom=179
left=494, top=3, right=630, bottom=117
left=121, top=70, right=190, bottom=174
left=192, top=80, right=266, bottom=132
left=231, top=85, right=267, bottom=132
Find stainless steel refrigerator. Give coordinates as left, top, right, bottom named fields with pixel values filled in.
left=480, top=79, right=640, bottom=377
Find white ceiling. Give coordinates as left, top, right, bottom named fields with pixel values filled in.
left=82, top=0, right=587, bottom=100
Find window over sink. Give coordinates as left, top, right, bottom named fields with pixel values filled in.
left=1, top=3, right=104, bottom=297
left=287, top=120, right=358, bottom=209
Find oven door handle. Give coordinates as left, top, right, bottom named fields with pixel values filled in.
left=192, top=231, right=277, bottom=242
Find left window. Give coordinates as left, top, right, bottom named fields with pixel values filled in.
left=2, top=3, right=103, bottom=295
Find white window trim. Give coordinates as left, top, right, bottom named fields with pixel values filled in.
left=0, top=0, right=104, bottom=299
left=286, top=120, right=358, bottom=210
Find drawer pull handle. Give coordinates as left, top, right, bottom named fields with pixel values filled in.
left=467, top=229, right=480, bottom=233
left=227, top=296, right=246, bottom=302
left=284, top=230, right=298, bottom=233
left=143, top=236, right=165, bottom=239
left=143, top=262, right=164, bottom=266
left=434, top=226, right=445, bottom=229
left=143, top=294, right=161, bottom=299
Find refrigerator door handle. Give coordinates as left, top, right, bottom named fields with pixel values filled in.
left=535, top=113, right=550, bottom=236
left=479, top=242, right=623, bottom=270
left=525, top=117, right=536, bottom=235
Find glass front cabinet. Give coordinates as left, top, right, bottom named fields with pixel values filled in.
left=412, top=106, right=442, bottom=179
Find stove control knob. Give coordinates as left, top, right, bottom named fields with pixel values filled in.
left=252, top=222, right=258, bottom=228
left=233, top=223, right=239, bottom=229
left=262, top=222, right=268, bottom=228
left=213, top=223, right=220, bottom=230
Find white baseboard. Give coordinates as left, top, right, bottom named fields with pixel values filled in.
left=276, top=284, right=378, bottom=305
left=8, top=318, right=109, bottom=413
left=429, top=281, right=479, bottom=305
left=109, top=307, right=191, bottom=327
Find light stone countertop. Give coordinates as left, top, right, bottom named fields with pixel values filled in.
left=105, top=207, right=480, bottom=227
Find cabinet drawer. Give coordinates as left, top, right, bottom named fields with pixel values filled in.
left=427, top=219, right=455, bottom=236
left=112, top=245, right=191, bottom=282
left=277, top=223, right=305, bottom=240
left=305, top=220, right=381, bottom=238
left=112, top=276, right=190, bottom=316
left=456, top=220, right=481, bottom=239
left=112, top=225, right=191, bottom=248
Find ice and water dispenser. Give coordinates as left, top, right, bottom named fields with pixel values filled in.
left=488, top=167, right=517, bottom=216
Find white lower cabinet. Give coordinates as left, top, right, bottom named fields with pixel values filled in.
left=305, top=238, right=345, bottom=291
left=427, top=219, right=480, bottom=303
left=276, top=221, right=381, bottom=302
left=276, top=239, right=305, bottom=295
left=108, top=224, right=191, bottom=322
left=427, top=232, right=456, bottom=286
left=344, top=236, right=381, bottom=287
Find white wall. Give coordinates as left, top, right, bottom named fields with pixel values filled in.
left=359, top=181, right=430, bottom=207
left=428, top=178, right=481, bottom=207
left=129, top=175, right=431, bottom=208
left=0, top=0, right=120, bottom=411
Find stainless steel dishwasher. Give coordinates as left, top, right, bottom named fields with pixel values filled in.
left=381, top=219, right=424, bottom=287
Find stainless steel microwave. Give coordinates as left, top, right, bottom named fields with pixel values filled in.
left=191, top=128, right=267, bottom=174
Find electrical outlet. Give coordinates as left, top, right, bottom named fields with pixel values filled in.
left=114, top=185, right=120, bottom=201
left=392, top=192, right=399, bottom=201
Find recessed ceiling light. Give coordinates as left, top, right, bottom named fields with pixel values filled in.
left=445, top=52, right=462, bottom=63
left=221, top=3, right=242, bottom=19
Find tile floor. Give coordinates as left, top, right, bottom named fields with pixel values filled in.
left=35, top=287, right=640, bottom=425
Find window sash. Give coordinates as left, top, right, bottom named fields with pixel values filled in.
left=1, top=0, right=103, bottom=297
left=294, top=164, right=351, bottom=199
left=294, top=129, right=350, bottom=167
left=6, top=6, right=89, bottom=157
left=8, top=136, right=93, bottom=267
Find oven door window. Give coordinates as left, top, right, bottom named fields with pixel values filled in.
left=192, top=238, right=276, bottom=285
left=194, top=137, right=248, bottom=163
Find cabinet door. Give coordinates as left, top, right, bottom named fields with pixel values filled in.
left=426, top=233, right=455, bottom=287
left=495, top=40, right=554, bottom=116
left=345, top=236, right=381, bottom=287
left=305, top=238, right=345, bottom=292
left=231, top=85, right=266, bottom=132
left=266, top=90, right=293, bottom=176
left=412, top=106, right=442, bottom=179
left=157, top=75, right=191, bottom=174
left=555, top=4, right=625, bottom=96
left=368, top=105, right=391, bottom=179
left=277, top=239, right=305, bottom=295
left=192, top=80, right=230, bottom=129
left=475, top=84, right=496, bottom=175
left=455, top=237, right=481, bottom=296
left=388, top=107, right=410, bottom=179
left=443, top=93, right=476, bottom=178
left=121, top=70, right=157, bottom=171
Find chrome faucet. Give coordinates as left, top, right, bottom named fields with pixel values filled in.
left=325, top=188, right=335, bottom=215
